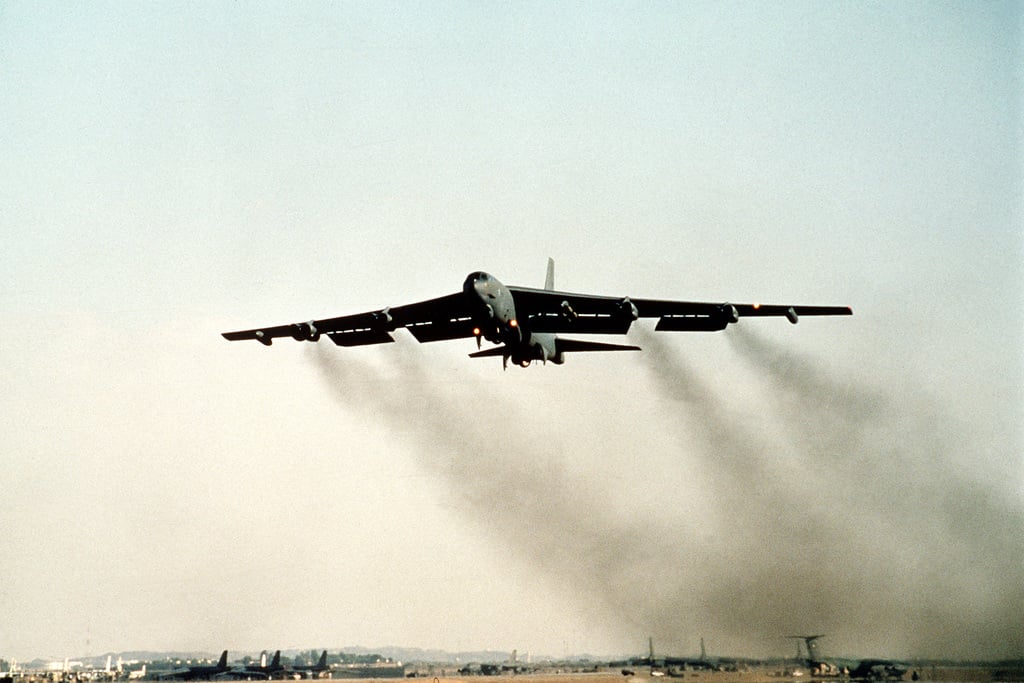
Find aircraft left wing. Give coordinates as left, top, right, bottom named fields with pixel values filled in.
left=222, top=291, right=476, bottom=347
left=509, top=286, right=852, bottom=334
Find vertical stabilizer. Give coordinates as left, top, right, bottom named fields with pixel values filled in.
left=544, top=258, right=555, bottom=290
left=787, top=636, right=825, bottom=667
left=700, top=638, right=706, bottom=661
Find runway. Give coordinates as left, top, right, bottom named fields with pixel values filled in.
left=400, top=664, right=1023, bottom=683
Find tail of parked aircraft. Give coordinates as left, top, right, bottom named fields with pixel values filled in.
left=544, top=257, right=555, bottom=290
left=788, top=635, right=825, bottom=667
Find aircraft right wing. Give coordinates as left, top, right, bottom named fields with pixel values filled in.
left=510, top=286, right=852, bottom=334
left=222, top=291, right=477, bottom=347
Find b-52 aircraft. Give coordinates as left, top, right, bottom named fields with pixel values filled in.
left=157, top=651, right=230, bottom=680
left=292, top=651, right=330, bottom=679
left=239, top=651, right=283, bottom=680
left=222, top=260, right=852, bottom=369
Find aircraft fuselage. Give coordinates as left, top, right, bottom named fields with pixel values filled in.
left=463, top=271, right=561, bottom=367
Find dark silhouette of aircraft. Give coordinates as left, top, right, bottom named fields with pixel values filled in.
left=157, top=651, right=230, bottom=680
left=223, top=260, right=852, bottom=369
left=291, top=651, right=329, bottom=679
left=788, top=635, right=909, bottom=680
left=240, top=651, right=284, bottom=680
left=631, top=637, right=718, bottom=676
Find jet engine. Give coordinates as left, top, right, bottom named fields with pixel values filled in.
left=617, top=297, right=640, bottom=321
left=291, top=321, right=320, bottom=341
left=372, top=307, right=394, bottom=329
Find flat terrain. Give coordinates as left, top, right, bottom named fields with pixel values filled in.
left=400, top=667, right=1024, bottom=683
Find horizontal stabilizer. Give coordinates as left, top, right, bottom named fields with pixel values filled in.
left=557, top=338, right=640, bottom=353
left=468, top=346, right=507, bottom=358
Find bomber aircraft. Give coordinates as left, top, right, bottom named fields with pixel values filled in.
left=240, top=651, right=284, bottom=680
left=156, top=651, right=230, bottom=680
left=222, top=260, right=852, bottom=368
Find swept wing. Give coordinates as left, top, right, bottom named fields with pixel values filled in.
left=511, top=286, right=852, bottom=334
left=222, top=292, right=473, bottom=347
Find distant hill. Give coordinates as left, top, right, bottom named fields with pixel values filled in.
left=333, top=646, right=512, bottom=664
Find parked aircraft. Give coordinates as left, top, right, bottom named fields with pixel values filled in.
left=240, top=651, right=284, bottom=680
left=632, top=637, right=718, bottom=676
left=291, top=651, right=330, bottom=679
left=788, top=635, right=909, bottom=680
left=222, top=260, right=852, bottom=369
left=157, top=651, right=230, bottom=680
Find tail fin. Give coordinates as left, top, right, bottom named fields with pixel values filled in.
left=270, top=652, right=281, bottom=668
left=544, top=257, right=555, bottom=290
left=217, top=652, right=229, bottom=668
left=787, top=636, right=825, bottom=667
left=317, top=652, right=327, bottom=667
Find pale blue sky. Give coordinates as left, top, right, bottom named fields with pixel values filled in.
left=1, top=1, right=1021, bottom=662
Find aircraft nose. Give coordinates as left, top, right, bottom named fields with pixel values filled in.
left=463, top=272, right=482, bottom=296
left=464, top=271, right=489, bottom=296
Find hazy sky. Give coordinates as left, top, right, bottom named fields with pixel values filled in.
left=2, top=1, right=1021, bottom=663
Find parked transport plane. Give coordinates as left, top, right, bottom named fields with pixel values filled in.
left=789, top=635, right=909, bottom=680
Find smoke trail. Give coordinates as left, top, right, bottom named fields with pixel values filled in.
left=307, top=342, right=692, bottom=640
left=307, top=330, right=1023, bottom=659
left=630, top=326, right=902, bottom=650
left=709, top=326, right=1024, bottom=657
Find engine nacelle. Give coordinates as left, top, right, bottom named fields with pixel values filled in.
left=291, top=321, right=320, bottom=341
left=560, top=300, right=578, bottom=321
left=617, top=297, right=639, bottom=321
left=720, top=304, right=740, bottom=324
left=372, top=307, right=394, bottom=329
